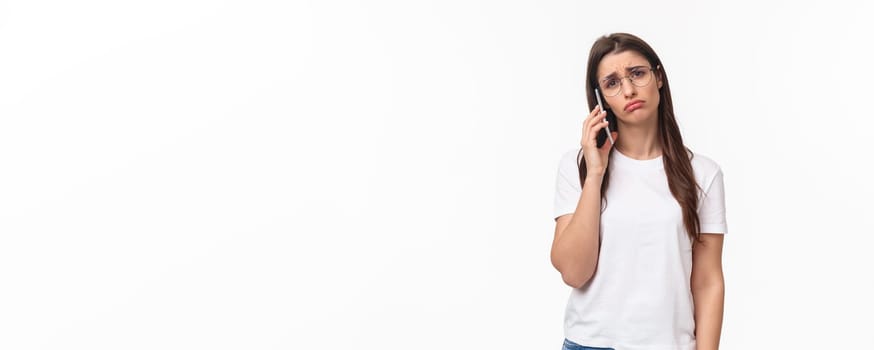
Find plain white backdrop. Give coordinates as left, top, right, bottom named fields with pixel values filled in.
left=1, top=0, right=872, bottom=349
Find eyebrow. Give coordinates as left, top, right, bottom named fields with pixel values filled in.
left=600, top=65, right=648, bottom=81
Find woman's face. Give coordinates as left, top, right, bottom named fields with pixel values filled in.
left=596, top=50, right=662, bottom=126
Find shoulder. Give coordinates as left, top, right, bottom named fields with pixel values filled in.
left=688, top=149, right=724, bottom=189
left=689, top=150, right=721, bottom=174
left=555, top=147, right=583, bottom=182
left=559, top=147, right=582, bottom=167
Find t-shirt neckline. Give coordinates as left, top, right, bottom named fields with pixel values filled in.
left=612, top=149, right=664, bottom=169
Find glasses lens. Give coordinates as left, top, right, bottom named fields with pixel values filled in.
left=630, top=68, right=653, bottom=87
left=601, top=79, right=621, bottom=97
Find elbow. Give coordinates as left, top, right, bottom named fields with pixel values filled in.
left=692, top=279, right=725, bottom=294
left=551, top=252, right=595, bottom=289
left=691, top=271, right=725, bottom=293
left=562, top=271, right=592, bottom=289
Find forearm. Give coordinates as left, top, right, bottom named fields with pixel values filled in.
left=551, top=175, right=604, bottom=288
left=692, top=282, right=725, bottom=350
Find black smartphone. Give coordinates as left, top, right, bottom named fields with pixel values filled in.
left=594, top=88, right=618, bottom=148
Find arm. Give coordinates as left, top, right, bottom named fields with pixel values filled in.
left=550, top=174, right=604, bottom=289
left=691, top=233, right=725, bottom=350
left=551, top=104, right=617, bottom=288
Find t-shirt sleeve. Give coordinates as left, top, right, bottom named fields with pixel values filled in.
left=698, top=168, right=728, bottom=234
left=553, top=150, right=582, bottom=221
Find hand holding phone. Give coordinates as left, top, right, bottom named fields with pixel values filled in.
left=579, top=94, right=617, bottom=175
left=594, top=88, right=617, bottom=148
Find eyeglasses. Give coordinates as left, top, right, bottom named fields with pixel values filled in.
left=598, top=65, right=659, bottom=97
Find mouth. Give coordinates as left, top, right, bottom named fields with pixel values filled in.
left=624, top=100, right=644, bottom=112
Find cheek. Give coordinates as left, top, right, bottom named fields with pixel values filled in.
left=648, top=86, right=661, bottom=105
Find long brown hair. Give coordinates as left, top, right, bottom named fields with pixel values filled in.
left=580, top=33, right=703, bottom=245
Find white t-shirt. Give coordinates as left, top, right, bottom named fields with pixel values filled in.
left=553, top=147, right=727, bottom=350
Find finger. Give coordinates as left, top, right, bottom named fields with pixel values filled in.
left=589, top=117, right=610, bottom=137
left=585, top=105, right=602, bottom=124
left=582, top=108, right=607, bottom=147
left=588, top=105, right=601, bottom=118
left=582, top=108, right=599, bottom=139
left=585, top=109, right=607, bottom=132
left=586, top=118, right=610, bottom=145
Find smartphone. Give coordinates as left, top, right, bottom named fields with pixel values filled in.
left=594, top=88, right=618, bottom=148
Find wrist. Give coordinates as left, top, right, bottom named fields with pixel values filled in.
left=585, top=172, right=605, bottom=181
left=586, top=166, right=605, bottom=178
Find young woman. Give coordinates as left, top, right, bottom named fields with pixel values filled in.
left=551, top=33, right=728, bottom=350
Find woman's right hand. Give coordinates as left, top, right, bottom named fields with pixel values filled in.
left=580, top=105, right=618, bottom=178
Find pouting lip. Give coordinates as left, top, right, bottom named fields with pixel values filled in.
left=624, top=100, right=644, bottom=112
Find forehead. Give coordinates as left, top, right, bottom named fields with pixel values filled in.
left=597, top=50, right=649, bottom=79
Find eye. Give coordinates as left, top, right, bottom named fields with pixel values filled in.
left=604, top=79, right=619, bottom=88
left=630, top=69, right=646, bottom=79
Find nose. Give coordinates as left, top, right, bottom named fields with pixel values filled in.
left=620, top=77, right=637, bottom=98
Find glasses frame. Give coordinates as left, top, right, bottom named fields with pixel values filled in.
left=598, top=65, right=661, bottom=97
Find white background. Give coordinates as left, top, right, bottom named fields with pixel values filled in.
left=1, top=1, right=872, bottom=349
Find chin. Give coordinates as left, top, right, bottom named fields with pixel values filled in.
left=619, top=109, right=656, bottom=124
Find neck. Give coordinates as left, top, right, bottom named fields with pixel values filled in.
left=615, top=116, right=661, bottom=160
